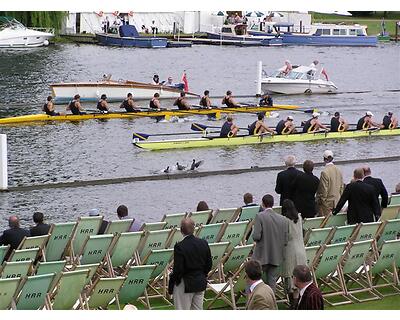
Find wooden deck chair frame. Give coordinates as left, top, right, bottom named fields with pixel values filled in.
left=304, top=227, right=335, bottom=247
left=8, top=248, right=40, bottom=263
left=0, top=245, right=10, bottom=264
left=17, top=235, right=49, bottom=261
left=71, top=263, right=102, bottom=287
left=237, top=206, right=260, bottom=222
left=35, top=260, right=67, bottom=276
left=71, top=216, right=104, bottom=259
left=75, top=234, right=116, bottom=266
left=45, top=222, right=77, bottom=262
left=330, top=224, right=358, bottom=244
left=0, top=260, right=33, bottom=279
left=187, top=210, right=212, bottom=226
left=0, top=277, right=20, bottom=310
left=137, top=229, right=173, bottom=260
left=305, top=245, right=324, bottom=267
left=161, top=212, right=187, bottom=229
left=140, top=221, right=168, bottom=231
left=380, top=205, right=400, bottom=221
left=219, top=244, right=254, bottom=281
left=323, top=212, right=348, bottom=228
left=104, top=219, right=134, bottom=234
left=302, top=216, right=326, bottom=232
left=218, top=221, right=249, bottom=250
left=210, top=207, right=241, bottom=224
left=376, top=219, right=400, bottom=247
left=388, top=194, right=400, bottom=206
left=352, top=222, right=382, bottom=243
left=207, top=242, right=230, bottom=281
left=196, top=223, right=226, bottom=244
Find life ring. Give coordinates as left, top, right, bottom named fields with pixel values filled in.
left=304, top=89, right=312, bottom=94
left=113, top=11, right=120, bottom=16
left=96, top=11, right=103, bottom=17
left=128, top=11, right=134, bottom=17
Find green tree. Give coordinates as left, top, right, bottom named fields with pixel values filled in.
left=0, top=11, right=67, bottom=32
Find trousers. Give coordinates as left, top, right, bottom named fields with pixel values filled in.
left=173, top=280, right=204, bottom=310
left=261, top=264, right=279, bottom=293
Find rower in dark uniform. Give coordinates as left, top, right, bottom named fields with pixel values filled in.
left=149, top=93, right=161, bottom=110
left=121, top=93, right=138, bottom=112
left=43, top=96, right=60, bottom=116
left=97, top=94, right=109, bottom=112
left=357, top=111, right=379, bottom=130
left=302, top=112, right=327, bottom=133
left=173, top=92, right=190, bottom=110
left=259, top=94, right=273, bottom=106
left=67, top=94, right=86, bottom=115
left=248, top=113, right=274, bottom=135
left=222, top=90, right=239, bottom=108
left=330, top=111, right=349, bottom=132
left=276, top=116, right=296, bottom=135
left=220, top=115, right=239, bottom=138
left=382, top=111, right=398, bottom=129
left=199, top=90, right=212, bottom=109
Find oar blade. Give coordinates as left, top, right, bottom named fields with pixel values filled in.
left=132, top=132, right=150, bottom=141
left=191, top=123, right=208, bottom=131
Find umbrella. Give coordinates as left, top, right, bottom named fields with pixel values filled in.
left=214, top=11, right=226, bottom=16
left=266, top=11, right=284, bottom=18
left=245, top=11, right=264, bottom=17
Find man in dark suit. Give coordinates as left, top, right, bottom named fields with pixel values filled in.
left=169, top=218, right=212, bottom=310
left=293, top=265, right=323, bottom=310
left=292, top=160, right=320, bottom=218
left=332, top=168, right=380, bottom=224
left=30, top=212, right=51, bottom=237
left=275, top=155, right=301, bottom=206
left=0, top=216, right=30, bottom=251
left=363, top=166, right=388, bottom=220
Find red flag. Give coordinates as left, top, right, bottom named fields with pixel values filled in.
left=181, top=71, right=189, bottom=92
left=321, top=68, right=329, bottom=81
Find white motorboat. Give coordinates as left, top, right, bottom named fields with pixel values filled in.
left=0, top=16, right=54, bottom=48
left=257, top=61, right=338, bottom=95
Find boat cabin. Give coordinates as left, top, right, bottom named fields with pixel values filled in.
left=220, top=24, right=249, bottom=36
left=270, top=65, right=318, bottom=80
left=309, top=23, right=369, bottom=36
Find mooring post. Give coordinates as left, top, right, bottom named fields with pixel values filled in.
left=0, top=134, right=8, bottom=190
left=256, top=61, right=263, bottom=97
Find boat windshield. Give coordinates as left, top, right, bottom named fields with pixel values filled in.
left=286, top=71, right=310, bottom=80
left=0, top=17, right=25, bottom=31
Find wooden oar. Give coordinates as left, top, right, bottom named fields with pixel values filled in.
left=132, top=130, right=220, bottom=141
left=191, top=123, right=250, bottom=132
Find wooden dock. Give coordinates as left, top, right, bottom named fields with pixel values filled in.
left=179, top=37, right=265, bottom=46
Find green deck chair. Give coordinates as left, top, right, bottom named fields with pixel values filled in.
left=209, top=242, right=230, bottom=271
left=166, top=228, right=184, bottom=249
left=0, top=278, right=20, bottom=310
left=17, top=235, right=49, bottom=250
left=109, top=231, right=143, bottom=268
left=0, top=261, right=33, bottom=279
left=210, top=208, right=240, bottom=224
left=303, top=216, right=325, bottom=231
left=304, top=227, right=335, bottom=247
left=82, top=277, right=126, bottom=310
left=305, top=245, right=321, bottom=267
left=330, top=224, right=357, bottom=244
left=48, top=269, right=90, bottom=310
left=219, top=221, right=249, bottom=249
left=377, top=219, right=400, bottom=247
left=8, top=248, right=40, bottom=262
left=353, top=222, right=381, bottom=242
left=15, top=273, right=55, bottom=310
left=237, top=206, right=260, bottom=222
left=36, top=260, right=67, bottom=275
left=73, top=263, right=101, bottom=285
left=45, top=222, right=77, bottom=261
left=105, top=219, right=134, bottom=234
left=77, top=234, right=115, bottom=265
left=324, top=213, right=347, bottom=227
left=272, top=205, right=282, bottom=214
left=380, top=205, right=400, bottom=221
left=141, top=249, right=174, bottom=280
left=118, top=265, right=156, bottom=305
left=196, top=223, right=225, bottom=244
left=161, top=212, right=186, bottom=229
left=221, top=244, right=253, bottom=276
left=187, top=210, right=212, bottom=226
left=72, top=216, right=103, bottom=257
left=0, top=245, right=10, bottom=264
left=141, top=222, right=167, bottom=231
left=389, top=195, right=400, bottom=206
left=139, top=229, right=172, bottom=259
left=313, top=242, right=347, bottom=280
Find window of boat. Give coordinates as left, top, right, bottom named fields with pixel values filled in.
left=349, top=29, right=356, bottom=35
left=222, top=27, right=232, bottom=33
left=315, top=28, right=323, bottom=36
left=333, top=29, right=340, bottom=35
left=287, top=72, right=302, bottom=80
left=340, top=29, right=347, bottom=35
left=356, top=29, right=364, bottom=36
left=322, top=29, right=330, bottom=35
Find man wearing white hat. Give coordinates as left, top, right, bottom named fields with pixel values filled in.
left=356, top=111, right=380, bottom=130
left=316, top=150, right=344, bottom=217
left=275, top=116, right=296, bottom=135
left=302, top=112, right=328, bottom=133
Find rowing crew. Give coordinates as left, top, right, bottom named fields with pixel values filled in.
left=219, top=111, right=398, bottom=138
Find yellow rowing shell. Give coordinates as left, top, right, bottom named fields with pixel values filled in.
left=0, top=105, right=299, bottom=125
left=133, top=128, right=400, bottom=151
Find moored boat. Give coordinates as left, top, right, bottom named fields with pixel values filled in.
left=133, top=128, right=400, bottom=151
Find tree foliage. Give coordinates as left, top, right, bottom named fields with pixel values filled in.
left=0, top=11, right=67, bottom=31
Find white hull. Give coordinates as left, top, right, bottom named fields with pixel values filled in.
left=261, top=78, right=337, bottom=95
left=0, top=29, right=53, bottom=48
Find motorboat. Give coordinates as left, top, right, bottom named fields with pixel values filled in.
left=258, top=62, right=338, bottom=95
left=50, top=75, right=198, bottom=103
left=250, top=22, right=377, bottom=46
left=206, top=24, right=282, bottom=46
left=0, top=16, right=54, bottom=48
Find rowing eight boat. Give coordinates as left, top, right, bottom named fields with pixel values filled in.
left=0, top=104, right=299, bottom=125
left=133, top=128, right=400, bottom=151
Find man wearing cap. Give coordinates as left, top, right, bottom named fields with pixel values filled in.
left=220, top=115, right=239, bottom=138
left=330, top=112, right=349, bottom=132
left=302, top=112, right=328, bottom=133
left=97, top=94, right=110, bottom=112
left=173, top=92, right=191, bottom=110
left=248, top=113, right=274, bottom=135
left=276, top=116, right=296, bottom=135
left=316, top=150, right=344, bottom=216
left=88, top=209, right=108, bottom=235
left=382, top=112, right=398, bottom=129
left=67, top=94, right=86, bottom=115
left=222, top=90, right=240, bottom=108
left=356, top=111, right=380, bottom=130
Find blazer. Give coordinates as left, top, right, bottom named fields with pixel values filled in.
left=292, top=172, right=320, bottom=218
left=297, top=283, right=324, bottom=310
left=333, top=180, right=380, bottom=224
left=169, top=234, right=212, bottom=294
left=0, top=227, right=30, bottom=250
left=97, top=220, right=109, bottom=235
left=275, top=167, right=301, bottom=206
left=252, top=208, right=289, bottom=266
left=30, top=223, right=51, bottom=237
left=246, top=282, right=278, bottom=310
left=363, top=176, right=389, bottom=210
left=316, top=163, right=344, bottom=208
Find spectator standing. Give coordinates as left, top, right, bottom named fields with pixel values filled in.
left=169, top=218, right=212, bottom=310
left=0, top=216, right=30, bottom=251
left=245, top=260, right=277, bottom=310
left=117, top=205, right=141, bottom=232
left=275, top=155, right=301, bottom=206
left=252, top=194, right=288, bottom=292
left=332, top=168, right=380, bottom=224
left=292, top=160, right=320, bottom=218
left=281, top=200, right=307, bottom=309
left=316, top=150, right=344, bottom=216
left=88, top=209, right=108, bottom=235
left=363, top=166, right=389, bottom=219
left=30, top=212, right=51, bottom=237
left=293, top=265, right=324, bottom=310
left=151, top=20, right=158, bottom=35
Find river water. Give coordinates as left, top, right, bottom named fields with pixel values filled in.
left=0, top=43, right=399, bottom=228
